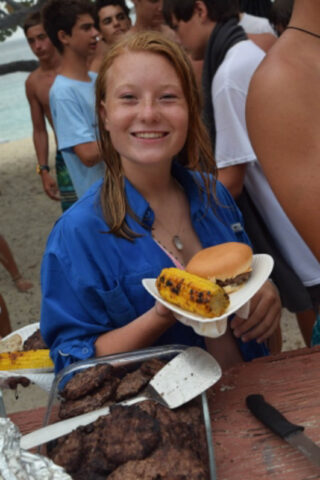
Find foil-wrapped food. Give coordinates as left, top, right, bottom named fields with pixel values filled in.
left=0, top=418, right=71, bottom=479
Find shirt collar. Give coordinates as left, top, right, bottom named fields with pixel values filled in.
left=124, top=163, right=208, bottom=230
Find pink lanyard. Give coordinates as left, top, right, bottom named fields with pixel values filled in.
left=153, top=238, right=185, bottom=270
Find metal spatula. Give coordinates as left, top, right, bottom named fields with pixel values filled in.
left=20, top=347, right=221, bottom=450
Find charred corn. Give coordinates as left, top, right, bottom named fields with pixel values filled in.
left=0, top=349, right=54, bottom=371
left=156, top=268, right=230, bottom=318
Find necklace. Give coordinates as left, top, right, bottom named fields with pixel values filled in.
left=152, top=220, right=184, bottom=252
left=287, top=26, right=320, bottom=39
left=172, top=235, right=184, bottom=251
left=152, top=235, right=185, bottom=268
left=151, top=181, right=185, bottom=252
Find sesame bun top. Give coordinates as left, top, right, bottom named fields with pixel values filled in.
left=186, top=242, right=253, bottom=283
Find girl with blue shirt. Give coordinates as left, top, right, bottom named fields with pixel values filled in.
left=40, top=31, right=281, bottom=372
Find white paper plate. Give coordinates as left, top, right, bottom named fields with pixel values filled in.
left=3, top=322, right=40, bottom=345
left=142, top=254, right=274, bottom=338
left=0, top=322, right=54, bottom=392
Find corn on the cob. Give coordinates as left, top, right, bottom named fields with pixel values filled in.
left=156, top=268, right=230, bottom=318
left=0, top=349, right=54, bottom=371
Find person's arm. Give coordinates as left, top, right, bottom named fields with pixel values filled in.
left=95, top=302, right=175, bottom=356
left=213, top=81, right=257, bottom=198
left=51, top=93, right=102, bottom=168
left=25, top=77, right=60, bottom=201
left=73, top=141, right=101, bottom=167
left=217, top=164, right=247, bottom=199
left=248, top=33, right=277, bottom=53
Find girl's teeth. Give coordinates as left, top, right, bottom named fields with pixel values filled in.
left=135, top=132, right=164, bottom=139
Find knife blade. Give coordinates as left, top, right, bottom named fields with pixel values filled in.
left=246, top=394, right=320, bottom=468
left=0, top=389, right=6, bottom=417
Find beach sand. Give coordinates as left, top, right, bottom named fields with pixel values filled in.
left=0, top=136, right=305, bottom=414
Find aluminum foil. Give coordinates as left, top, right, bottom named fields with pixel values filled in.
left=0, top=418, right=71, bottom=480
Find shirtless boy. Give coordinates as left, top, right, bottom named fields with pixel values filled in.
left=90, top=0, right=131, bottom=72
left=131, top=0, right=176, bottom=39
left=24, top=12, right=78, bottom=211
left=96, top=0, right=131, bottom=43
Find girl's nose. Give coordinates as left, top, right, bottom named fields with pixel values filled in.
left=138, top=101, right=160, bottom=122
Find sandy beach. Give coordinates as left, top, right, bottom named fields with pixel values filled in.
left=0, top=135, right=305, bottom=413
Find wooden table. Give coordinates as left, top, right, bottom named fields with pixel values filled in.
left=207, top=346, right=320, bottom=479
left=9, top=346, right=320, bottom=479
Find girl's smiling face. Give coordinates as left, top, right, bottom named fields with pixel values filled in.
left=100, top=50, right=189, bottom=174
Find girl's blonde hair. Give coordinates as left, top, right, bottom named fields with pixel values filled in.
left=96, top=30, right=216, bottom=240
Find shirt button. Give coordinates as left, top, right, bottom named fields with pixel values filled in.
left=82, top=347, right=89, bottom=354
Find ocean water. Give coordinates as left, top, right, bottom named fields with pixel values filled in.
left=0, top=3, right=135, bottom=144
left=0, top=37, right=36, bottom=143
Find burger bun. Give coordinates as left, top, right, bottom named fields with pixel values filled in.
left=186, top=242, right=253, bottom=293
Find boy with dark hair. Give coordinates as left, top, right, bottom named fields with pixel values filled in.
left=42, top=0, right=105, bottom=198
left=95, top=0, right=131, bottom=43
left=90, top=0, right=131, bottom=71
left=269, top=0, right=294, bottom=35
left=164, top=0, right=239, bottom=26
left=24, top=11, right=78, bottom=211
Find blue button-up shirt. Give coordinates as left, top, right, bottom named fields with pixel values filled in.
left=41, top=164, right=268, bottom=372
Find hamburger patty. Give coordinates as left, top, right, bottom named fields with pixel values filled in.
left=50, top=359, right=209, bottom=478
left=23, top=329, right=47, bottom=350
left=60, top=364, right=115, bottom=400
left=216, top=271, right=251, bottom=288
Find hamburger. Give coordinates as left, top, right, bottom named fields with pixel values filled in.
left=186, top=242, right=253, bottom=293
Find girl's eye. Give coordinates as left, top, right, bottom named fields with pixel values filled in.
left=119, top=94, right=136, bottom=100
left=161, top=94, right=177, bottom=101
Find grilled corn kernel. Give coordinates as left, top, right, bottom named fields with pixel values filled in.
left=156, top=268, right=230, bottom=318
left=0, top=349, right=54, bottom=371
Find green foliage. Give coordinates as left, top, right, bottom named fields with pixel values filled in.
left=0, top=26, right=17, bottom=41
left=0, top=0, right=37, bottom=42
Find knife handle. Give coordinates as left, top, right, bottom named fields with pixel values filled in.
left=246, top=394, right=304, bottom=438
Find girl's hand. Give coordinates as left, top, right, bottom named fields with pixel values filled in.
left=230, top=281, right=281, bottom=344
left=154, top=301, right=176, bottom=325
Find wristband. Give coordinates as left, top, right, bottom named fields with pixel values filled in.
left=36, top=164, right=50, bottom=175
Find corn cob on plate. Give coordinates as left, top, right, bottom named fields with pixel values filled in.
left=0, top=323, right=55, bottom=391
left=142, top=254, right=274, bottom=338
left=0, top=349, right=53, bottom=372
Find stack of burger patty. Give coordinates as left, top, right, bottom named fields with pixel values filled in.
left=48, top=360, right=209, bottom=479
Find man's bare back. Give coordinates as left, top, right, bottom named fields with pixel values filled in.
left=246, top=0, right=320, bottom=260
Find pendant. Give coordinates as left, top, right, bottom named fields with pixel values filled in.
left=173, top=235, right=184, bottom=251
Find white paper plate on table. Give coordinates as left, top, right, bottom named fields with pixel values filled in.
left=142, top=254, right=274, bottom=338
left=0, top=322, right=54, bottom=392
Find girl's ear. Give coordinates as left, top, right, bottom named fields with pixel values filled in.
left=100, top=101, right=109, bottom=131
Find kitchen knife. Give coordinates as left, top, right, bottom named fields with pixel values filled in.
left=0, top=389, right=6, bottom=417
left=246, top=394, right=320, bottom=468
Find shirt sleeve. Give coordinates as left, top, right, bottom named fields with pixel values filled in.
left=40, top=224, right=114, bottom=372
left=52, top=98, right=96, bottom=151
left=213, top=84, right=257, bottom=168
